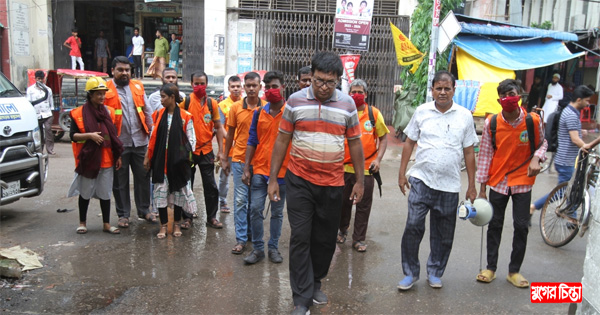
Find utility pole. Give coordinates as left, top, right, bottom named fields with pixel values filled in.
left=426, top=0, right=442, bottom=102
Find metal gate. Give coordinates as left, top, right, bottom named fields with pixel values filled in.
left=229, top=4, right=410, bottom=123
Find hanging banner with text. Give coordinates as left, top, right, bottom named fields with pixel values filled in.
left=333, top=0, right=375, bottom=51
left=340, top=54, right=361, bottom=84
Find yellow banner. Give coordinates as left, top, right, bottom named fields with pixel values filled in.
left=456, top=48, right=516, bottom=117
left=390, top=22, right=424, bottom=74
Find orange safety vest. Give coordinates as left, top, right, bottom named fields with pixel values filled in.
left=251, top=105, right=291, bottom=178
left=70, top=105, right=117, bottom=169
left=343, top=104, right=380, bottom=171
left=488, top=111, right=541, bottom=187
left=104, top=79, right=149, bottom=136
left=147, top=108, right=194, bottom=174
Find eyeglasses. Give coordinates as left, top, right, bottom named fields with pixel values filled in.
left=313, top=77, right=338, bottom=88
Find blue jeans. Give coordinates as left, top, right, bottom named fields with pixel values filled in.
left=232, top=162, right=251, bottom=243
left=250, top=175, right=286, bottom=251
left=533, top=163, right=575, bottom=209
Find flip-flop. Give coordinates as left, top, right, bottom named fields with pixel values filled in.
left=220, top=206, right=231, bottom=213
left=476, top=269, right=496, bottom=283
left=352, top=241, right=367, bottom=252
left=76, top=226, right=87, bottom=234
left=118, top=217, right=129, bottom=228
left=231, top=242, right=246, bottom=255
left=506, top=273, right=529, bottom=288
left=206, top=218, right=223, bottom=229
left=180, top=219, right=192, bottom=230
left=144, top=213, right=158, bottom=223
left=103, top=226, right=121, bottom=234
left=337, top=231, right=347, bottom=244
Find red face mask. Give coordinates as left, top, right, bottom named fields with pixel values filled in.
left=351, top=93, right=366, bottom=107
left=265, top=88, right=283, bottom=103
left=193, top=84, right=207, bottom=99
left=499, top=95, right=521, bottom=112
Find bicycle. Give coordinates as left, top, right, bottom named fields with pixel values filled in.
left=539, top=148, right=599, bottom=247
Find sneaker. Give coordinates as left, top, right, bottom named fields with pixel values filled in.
left=312, top=289, right=328, bottom=305
left=427, top=275, right=443, bottom=288
left=243, top=250, right=265, bottom=265
left=291, top=305, right=310, bottom=315
left=268, top=249, right=283, bottom=263
left=397, top=275, right=418, bottom=291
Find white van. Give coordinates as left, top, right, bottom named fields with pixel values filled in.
left=0, top=72, right=47, bottom=205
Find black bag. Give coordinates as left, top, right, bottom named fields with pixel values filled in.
left=545, top=100, right=570, bottom=153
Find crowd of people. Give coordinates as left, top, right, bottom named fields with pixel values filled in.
left=25, top=46, right=597, bottom=314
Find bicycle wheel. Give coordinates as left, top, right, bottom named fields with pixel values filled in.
left=540, top=182, right=579, bottom=247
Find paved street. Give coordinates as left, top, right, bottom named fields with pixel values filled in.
left=0, top=138, right=589, bottom=314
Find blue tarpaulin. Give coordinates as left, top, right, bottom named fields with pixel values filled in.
left=453, top=36, right=585, bottom=70
left=453, top=80, right=481, bottom=112
left=460, top=23, right=578, bottom=41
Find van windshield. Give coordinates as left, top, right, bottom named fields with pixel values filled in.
left=0, top=73, right=23, bottom=98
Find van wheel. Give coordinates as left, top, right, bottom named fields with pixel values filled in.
left=59, top=112, right=71, bottom=131
left=53, top=130, right=64, bottom=142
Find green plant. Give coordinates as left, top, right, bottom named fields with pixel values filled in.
left=399, top=0, right=463, bottom=107
left=531, top=21, right=552, bottom=30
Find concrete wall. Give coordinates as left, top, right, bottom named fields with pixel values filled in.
left=579, top=179, right=600, bottom=314
left=6, top=0, right=53, bottom=90
left=204, top=0, right=227, bottom=78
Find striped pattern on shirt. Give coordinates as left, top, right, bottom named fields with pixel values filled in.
left=555, top=105, right=581, bottom=167
left=280, top=88, right=361, bottom=187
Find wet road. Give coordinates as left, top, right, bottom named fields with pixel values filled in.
left=0, top=139, right=587, bottom=314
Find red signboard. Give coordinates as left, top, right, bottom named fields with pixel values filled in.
left=530, top=282, right=582, bottom=303
left=340, top=54, right=361, bottom=84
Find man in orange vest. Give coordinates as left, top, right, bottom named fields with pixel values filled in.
left=105, top=56, right=155, bottom=228
left=179, top=70, right=225, bottom=229
left=337, top=79, right=389, bottom=253
left=475, top=79, right=547, bottom=288
left=217, top=76, right=243, bottom=214
left=241, top=70, right=290, bottom=265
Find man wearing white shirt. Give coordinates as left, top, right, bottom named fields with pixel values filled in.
left=541, top=73, right=563, bottom=123
left=26, top=70, right=55, bottom=155
left=397, top=71, right=477, bottom=291
left=129, top=27, right=145, bottom=79
left=148, top=68, right=185, bottom=112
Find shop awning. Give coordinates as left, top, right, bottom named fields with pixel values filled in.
left=453, top=36, right=586, bottom=70
left=460, top=23, right=578, bottom=41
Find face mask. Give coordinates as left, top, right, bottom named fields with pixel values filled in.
left=264, top=88, right=283, bottom=103
left=499, top=95, right=521, bottom=112
left=351, top=93, right=365, bottom=107
left=193, top=84, right=207, bottom=99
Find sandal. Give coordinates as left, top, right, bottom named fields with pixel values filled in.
left=506, top=273, right=529, bottom=288
left=157, top=224, right=167, bottom=239
left=118, top=217, right=129, bottom=228
left=352, top=241, right=367, bottom=252
left=220, top=205, right=231, bottom=213
left=180, top=219, right=192, bottom=230
left=476, top=269, right=496, bottom=283
left=231, top=242, right=246, bottom=255
left=337, top=231, right=347, bottom=244
left=206, top=218, right=223, bottom=229
left=173, top=223, right=182, bottom=237
left=76, top=226, right=87, bottom=234
left=144, top=213, right=158, bottom=223
left=103, top=226, right=121, bottom=234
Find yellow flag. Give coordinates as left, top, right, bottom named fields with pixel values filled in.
left=390, top=21, right=424, bottom=74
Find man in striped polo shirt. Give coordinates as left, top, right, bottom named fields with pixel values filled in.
left=531, top=85, right=594, bottom=211
left=268, top=52, right=365, bottom=314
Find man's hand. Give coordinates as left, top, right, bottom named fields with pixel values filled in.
left=221, top=158, right=230, bottom=176
left=478, top=190, right=487, bottom=200
left=242, top=166, right=251, bottom=186
left=350, top=181, right=364, bottom=205
left=88, top=132, right=104, bottom=145
left=546, top=95, right=552, bottom=99
left=116, top=157, right=123, bottom=171
left=398, top=174, right=410, bottom=195
left=527, top=159, right=541, bottom=177
left=143, top=156, right=150, bottom=171
left=466, top=185, right=477, bottom=203
left=369, top=160, right=380, bottom=173
left=268, top=181, right=280, bottom=202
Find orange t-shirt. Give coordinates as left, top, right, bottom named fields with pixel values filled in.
left=179, top=94, right=220, bottom=155
left=251, top=105, right=291, bottom=178
left=227, top=97, right=265, bottom=163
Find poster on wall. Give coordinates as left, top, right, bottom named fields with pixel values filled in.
left=333, top=0, right=374, bottom=51
left=11, top=2, right=30, bottom=56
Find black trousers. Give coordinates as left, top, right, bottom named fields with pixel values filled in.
left=186, top=151, right=218, bottom=221
left=486, top=189, right=531, bottom=273
left=285, top=171, right=343, bottom=308
left=133, top=55, right=142, bottom=78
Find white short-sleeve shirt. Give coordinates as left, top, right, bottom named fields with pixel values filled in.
left=404, top=101, right=476, bottom=193
left=132, top=36, right=145, bottom=56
